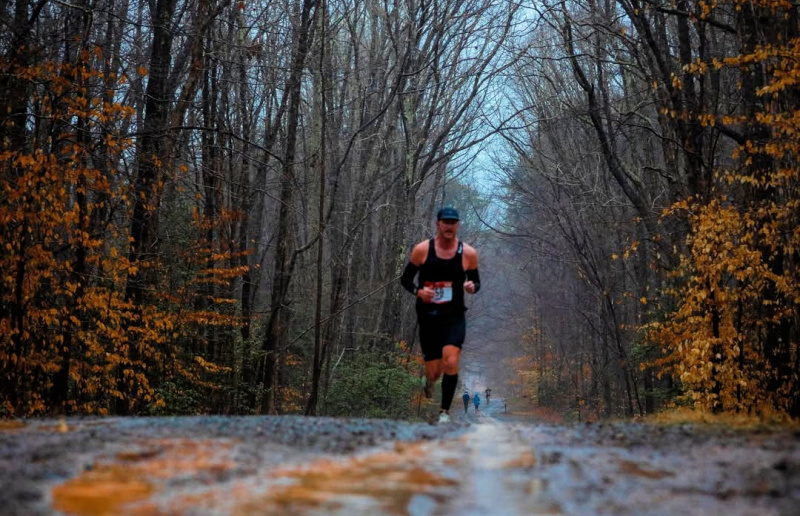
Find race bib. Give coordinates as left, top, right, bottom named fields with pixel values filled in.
left=424, top=281, right=453, bottom=304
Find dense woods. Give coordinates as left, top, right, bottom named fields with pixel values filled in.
left=1, top=0, right=797, bottom=420
left=497, top=0, right=799, bottom=419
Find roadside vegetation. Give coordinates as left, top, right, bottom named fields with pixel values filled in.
left=1, top=0, right=797, bottom=424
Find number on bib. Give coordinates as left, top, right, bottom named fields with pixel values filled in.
left=424, top=281, right=453, bottom=304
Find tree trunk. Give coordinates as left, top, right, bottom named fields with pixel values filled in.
left=258, top=0, right=317, bottom=414
left=126, top=0, right=177, bottom=305
left=306, top=0, right=328, bottom=416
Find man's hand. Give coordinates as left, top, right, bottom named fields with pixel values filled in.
left=417, top=286, right=435, bottom=303
left=464, top=280, right=476, bottom=294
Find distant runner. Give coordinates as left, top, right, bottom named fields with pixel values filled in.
left=462, top=391, right=470, bottom=414
left=473, top=392, right=481, bottom=412
left=485, top=388, right=491, bottom=405
left=401, top=207, right=481, bottom=424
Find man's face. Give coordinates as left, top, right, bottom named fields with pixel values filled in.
left=437, top=219, right=459, bottom=238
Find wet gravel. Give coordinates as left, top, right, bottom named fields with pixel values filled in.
left=496, top=419, right=800, bottom=516
left=0, top=415, right=466, bottom=516
left=2, top=412, right=799, bottom=515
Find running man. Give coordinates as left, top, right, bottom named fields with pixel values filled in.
left=401, top=207, right=481, bottom=424
left=462, top=391, right=470, bottom=414
left=473, top=392, right=481, bottom=412
left=485, top=387, right=491, bottom=405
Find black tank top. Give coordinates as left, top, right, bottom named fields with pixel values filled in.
left=416, top=238, right=465, bottom=314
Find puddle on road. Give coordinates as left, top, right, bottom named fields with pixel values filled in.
left=244, top=426, right=559, bottom=516
left=51, top=439, right=236, bottom=516
left=454, top=423, right=561, bottom=515
left=0, top=420, right=27, bottom=431
left=51, top=466, right=155, bottom=516
left=504, top=450, right=536, bottom=469
left=617, top=459, right=675, bottom=479
left=49, top=423, right=556, bottom=515
left=240, top=442, right=458, bottom=515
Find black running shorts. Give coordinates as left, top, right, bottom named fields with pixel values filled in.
left=417, top=309, right=466, bottom=361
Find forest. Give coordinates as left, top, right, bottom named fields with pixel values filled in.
left=1, top=0, right=798, bottom=420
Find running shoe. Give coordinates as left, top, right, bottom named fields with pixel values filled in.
left=438, top=412, right=451, bottom=424
left=423, top=379, right=434, bottom=399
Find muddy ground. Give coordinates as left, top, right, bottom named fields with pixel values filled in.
left=2, top=400, right=799, bottom=515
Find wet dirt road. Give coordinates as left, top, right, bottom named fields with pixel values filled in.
left=2, top=400, right=799, bottom=515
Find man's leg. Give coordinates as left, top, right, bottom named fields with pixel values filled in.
left=424, top=359, right=442, bottom=398
left=424, top=359, right=442, bottom=384
left=419, top=315, right=441, bottom=398
left=440, top=345, right=461, bottom=413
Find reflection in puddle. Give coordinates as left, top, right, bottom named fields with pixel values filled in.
left=464, top=424, right=561, bottom=515
left=51, top=466, right=155, bottom=516
left=504, top=450, right=536, bottom=469
left=49, top=424, right=560, bottom=515
left=241, top=443, right=459, bottom=515
left=617, top=460, right=675, bottom=479
left=0, top=420, right=26, bottom=431
left=51, top=439, right=236, bottom=515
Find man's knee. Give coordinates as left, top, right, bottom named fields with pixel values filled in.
left=443, top=355, right=459, bottom=374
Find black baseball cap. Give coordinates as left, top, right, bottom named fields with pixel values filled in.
left=437, top=206, right=459, bottom=221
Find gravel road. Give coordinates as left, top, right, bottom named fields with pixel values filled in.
left=2, top=401, right=799, bottom=515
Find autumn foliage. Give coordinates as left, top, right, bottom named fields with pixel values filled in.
left=647, top=1, right=800, bottom=416
left=0, top=51, right=240, bottom=416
